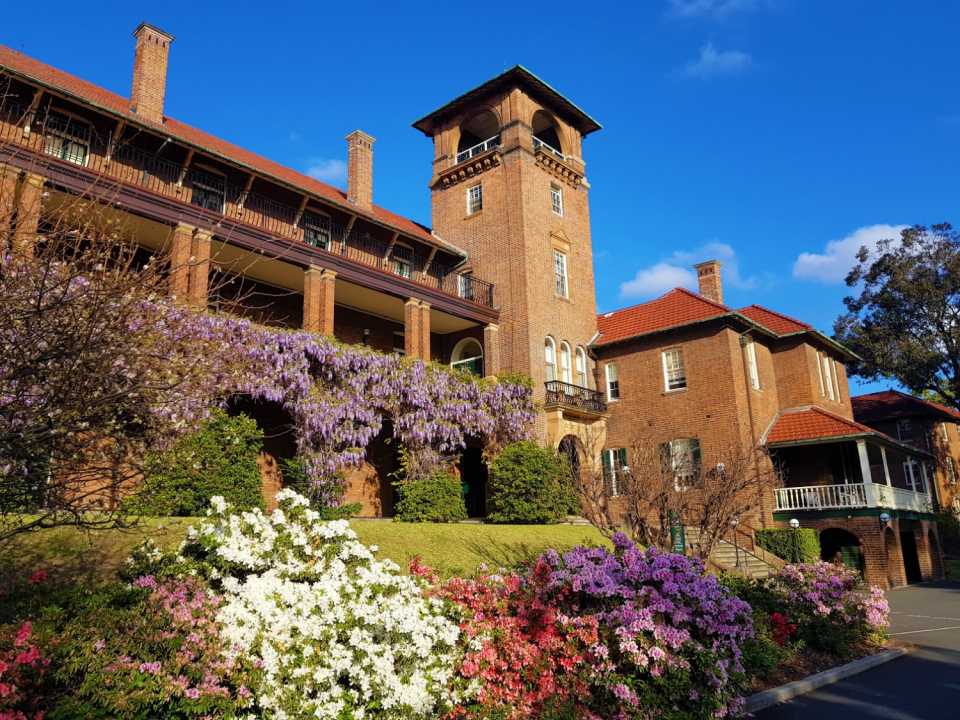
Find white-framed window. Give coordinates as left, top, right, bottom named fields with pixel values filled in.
left=457, top=271, right=475, bottom=301
left=553, top=250, right=568, bottom=298
left=391, top=243, right=413, bottom=279
left=662, top=348, right=687, bottom=392
left=902, top=458, right=923, bottom=493
left=897, top=418, right=913, bottom=442
left=941, top=422, right=951, bottom=444
left=467, top=184, right=483, bottom=214
left=661, top=438, right=702, bottom=490
left=575, top=347, right=588, bottom=388
left=602, top=448, right=629, bottom=497
left=551, top=184, right=563, bottom=216
left=816, top=352, right=826, bottom=396
left=43, top=109, right=91, bottom=166
left=302, top=210, right=331, bottom=250
left=605, top=362, right=620, bottom=401
left=544, top=337, right=557, bottom=382
left=450, top=338, right=484, bottom=376
left=820, top=353, right=835, bottom=401
left=559, top=342, right=572, bottom=383
left=947, top=456, right=958, bottom=485
left=745, top=340, right=760, bottom=390
left=831, top=359, right=842, bottom=400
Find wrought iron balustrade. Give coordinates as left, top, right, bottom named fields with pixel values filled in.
left=544, top=380, right=607, bottom=414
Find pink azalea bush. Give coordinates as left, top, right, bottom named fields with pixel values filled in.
left=0, top=621, right=48, bottom=720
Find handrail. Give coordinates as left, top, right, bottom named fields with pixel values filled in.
left=0, top=103, right=496, bottom=308
left=455, top=135, right=500, bottom=164
left=532, top=136, right=564, bottom=160
left=775, top=482, right=931, bottom=512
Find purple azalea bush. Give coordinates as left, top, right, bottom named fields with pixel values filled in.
left=544, top=533, right=755, bottom=719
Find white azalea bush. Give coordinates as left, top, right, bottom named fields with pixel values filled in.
left=136, top=489, right=464, bottom=719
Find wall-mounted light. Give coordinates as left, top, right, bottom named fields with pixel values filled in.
left=789, top=518, right=800, bottom=529
left=879, top=511, right=891, bottom=528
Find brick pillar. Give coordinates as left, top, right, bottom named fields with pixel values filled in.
left=168, top=222, right=194, bottom=300
left=915, top=527, right=934, bottom=581
left=0, top=164, right=19, bottom=248
left=483, top=323, right=500, bottom=377
left=188, top=229, right=212, bottom=309
left=304, top=266, right=336, bottom=335
left=13, top=172, right=45, bottom=257
left=404, top=299, right=422, bottom=359
left=419, top=301, right=431, bottom=362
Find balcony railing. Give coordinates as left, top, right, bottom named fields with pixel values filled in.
left=0, top=102, right=495, bottom=308
left=775, top=482, right=932, bottom=513
left=455, top=135, right=500, bottom=164
left=532, top=136, right=564, bottom=160
left=544, top=380, right=607, bottom=414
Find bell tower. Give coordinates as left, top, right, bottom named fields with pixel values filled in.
left=413, top=66, right=604, bottom=447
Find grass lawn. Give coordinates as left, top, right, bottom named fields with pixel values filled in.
left=1, top=517, right=607, bottom=586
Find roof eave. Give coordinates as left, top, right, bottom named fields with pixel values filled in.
left=591, top=311, right=776, bottom=350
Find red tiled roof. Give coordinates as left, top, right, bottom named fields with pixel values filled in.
left=594, top=288, right=730, bottom=346
left=737, top=304, right=811, bottom=336
left=765, top=406, right=878, bottom=445
left=0, top=44, right=448, bottom=251
left=852, top=390, right=960, bottom=424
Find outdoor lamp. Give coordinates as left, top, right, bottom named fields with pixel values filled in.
left=729, top=516, right=739, bottom=528
left=879, top=512, right=891, bottom=526
left=789, top=518, right=800, bottom=529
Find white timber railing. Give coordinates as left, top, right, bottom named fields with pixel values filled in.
left=775, top=482, right=932, bottom=513
left=455, top=135, right=501, bottom=164
left=532, top=136, right=565, bottom=159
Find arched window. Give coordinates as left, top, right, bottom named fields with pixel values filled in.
left=544, top=337, right=557, bottom=382
left=451, top=338, right=484, bottom=376
left=457, top=110, right=501, bottom=163
left=531, top=110, right=564, bottom=158
left=559, top=342, right=572, bottom=384
left=575, top=347, right=588, bottom=387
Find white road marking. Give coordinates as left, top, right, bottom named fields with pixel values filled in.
left=890, top=613, right=960, bottom=622
left=890, top=625, right=960, bottom=636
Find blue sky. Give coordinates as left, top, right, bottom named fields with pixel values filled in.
left=3, top=1, right=957, bottom=394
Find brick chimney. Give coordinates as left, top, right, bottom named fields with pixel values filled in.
left=694, top=260, right=723, bottom=304
left=130, top=23, right=174, bottom=124
left=346, top=130, right=375, bottom=209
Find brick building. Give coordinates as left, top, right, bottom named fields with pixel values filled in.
left=591, top=264, right=943, bottom=587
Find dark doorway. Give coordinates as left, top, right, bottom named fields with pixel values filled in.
left=820, top=528, right=865, bottom=576
left=459, top=446, right=488, bottom=518
left=558, top=435, right=582, bottom=482
left=226, top=396, right=297, bottom=508
left=900, top=530, right=923, bottom=583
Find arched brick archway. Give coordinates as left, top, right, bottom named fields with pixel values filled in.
left=820, top=527, right=865, bottom=576
left=885, top=527, right=907, bottom=588
left=225, top=395, right=297, bottom=510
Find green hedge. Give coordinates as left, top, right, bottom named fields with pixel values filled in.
left=394, top=470, right=468, bottom=523
left=756, top=528, right=821, bottom=563
left=132, top=409, right=265, bottom=516
left=487, top=441, right=576, bottom=524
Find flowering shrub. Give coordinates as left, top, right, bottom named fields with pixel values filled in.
left=170, top=490, right=464, bottom=719
left=0, top=621, right=48, bottom=720
left=766, top=561, right=889, bottom=655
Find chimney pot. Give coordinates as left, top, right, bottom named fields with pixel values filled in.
left=694, top=260, right=723, bottom=304
left=131, top=23, right=174, bottom=124
left=346, top=130, right=375, bottom=209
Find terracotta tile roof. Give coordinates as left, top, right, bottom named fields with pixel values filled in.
left=852, top=390, right=960, bottom=424
left=765, top=406, right=877, bottom=445
left=0, top=44, right=455, bottom=254
left=737, top=304, right=811, bottom=336
left=594, top=288, right=730, bottom=346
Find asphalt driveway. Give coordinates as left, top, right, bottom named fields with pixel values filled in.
left=754, top=580, right=960, bottom=719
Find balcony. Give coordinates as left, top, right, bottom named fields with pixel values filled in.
left=532, top=136, right=564, bottom=160
left=544, top=380, right=607, bottom=416
left=455, top=135, right=500, bottom=165
left=775, top=482, right=932, bottom=514
left=0, top=103, right=495, bottom=310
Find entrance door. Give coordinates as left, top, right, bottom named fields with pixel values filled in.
left=900, top=531, right=923, bottom=583
left=459, top=447, right=488, bottom=518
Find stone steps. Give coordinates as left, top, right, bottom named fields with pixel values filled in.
left=685, top=527, right=780, bottom=579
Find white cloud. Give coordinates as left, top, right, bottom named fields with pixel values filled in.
left=667, top=0, right=767, bottom=19
left=679, top=42, right=752, bottom=78
left=305, top=158, right=346, bottom=185
left=793, top=224, right=907, bottom=284
left=620, top=241, right=762, bottom=299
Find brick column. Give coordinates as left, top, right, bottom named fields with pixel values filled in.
left=304, top=266, right=336, bottom=335
left=13, top=172, right=45, bottom=257
left=483, top=323, right=500, bottom=377
left=419, top=301, right=431, bottom=362
left=0, top=164, right=19, bottom=247
left=168, top=223, right=194, bottom=300
left=189, top=229, right=212, bottom=310
left=404, top=299, right=422, bottom=359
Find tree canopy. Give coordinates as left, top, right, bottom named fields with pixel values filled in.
left=834, top=223, right=960, bottom=410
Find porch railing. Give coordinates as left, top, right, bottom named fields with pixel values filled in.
left=775, top=482, right=931, bottom=513
left=532, top=136, right=564, bottom=160
left=0, top=102, right=496, bottom=308
left=455, top=135, right=501, bottom=164
left=544, top=380, right=607, bottom=414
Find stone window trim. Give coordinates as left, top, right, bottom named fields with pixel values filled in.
left=553, top=249, right=569, bottom=299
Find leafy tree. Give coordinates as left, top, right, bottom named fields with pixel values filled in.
left=835, top=223, right=960, bottom=409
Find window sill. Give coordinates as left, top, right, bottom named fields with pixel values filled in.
left=663, top=387, right=688, bottom=396
left=554, top=293, right=572, bottom=303
left=464, top=210, right=483, bottom=220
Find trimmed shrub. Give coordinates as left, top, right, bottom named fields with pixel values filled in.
left=133, top=409, right=265, bottom=516
left=487, top=441, right=576, bottom=524
left=280, top=458, right=360, bottom=519
left=395, top=470, right=468, bottom=523
left=756, top=528, right=821, bottom=563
